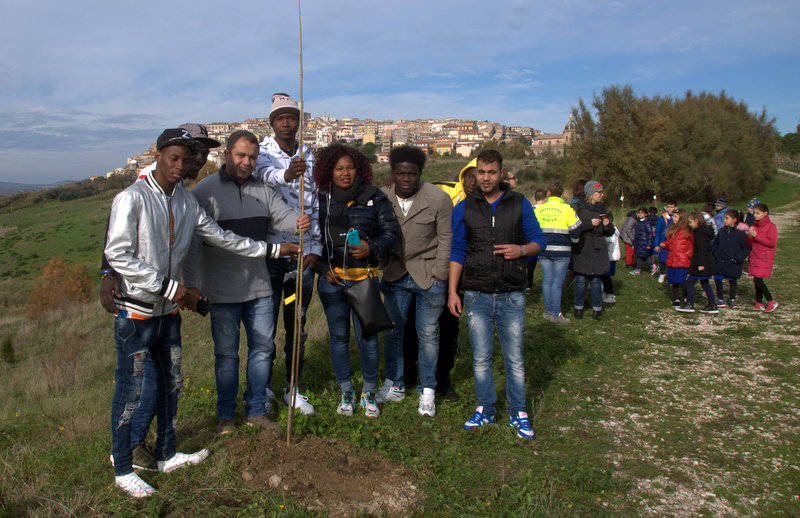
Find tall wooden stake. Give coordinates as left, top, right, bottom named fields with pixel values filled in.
left=287, top=0, right=305, bottom=446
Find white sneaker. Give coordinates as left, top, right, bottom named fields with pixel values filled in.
left=115, top=472, right=156, bottom=498
left=375, top=380, right=406, bottom=404
left=157, top=449, right=210, bottom=473
left=602, top=293, right=616, bottom=304
left=418, top=388, right=436, bottom=417
left=337, top=391, right=354, bottom=416
left=283, top=388, right=315, bottom=415
left=658, top=274, right=666, bottom=284
left=359, top=392, right=380, bottom=418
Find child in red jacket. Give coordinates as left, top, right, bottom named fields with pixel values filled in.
left=660, top=209, right=693, bottom=306
left=747, top=203, right=778, bottom=312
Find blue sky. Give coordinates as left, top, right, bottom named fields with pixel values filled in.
left=1, top=0, right=798, bottom=183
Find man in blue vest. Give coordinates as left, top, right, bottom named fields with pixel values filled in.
left=447, top=149, right=546, bottom=439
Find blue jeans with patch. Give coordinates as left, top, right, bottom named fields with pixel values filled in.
left=539, top=256, right=571, bottom=316
left=381, top=274, right=446, bottom=390
left=464, top=290, right=527, bottom=417
left=111, top=313, right=182, bottom=476
left=210, top=297, right=275, bottom=419
left=128, top=353, right=157, bottom=448
left=317, top=276, right=379, bottom=394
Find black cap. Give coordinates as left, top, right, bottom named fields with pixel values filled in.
left=178, top=123, right=221, bottom=148
left=156, top=128, right=195, bottom=151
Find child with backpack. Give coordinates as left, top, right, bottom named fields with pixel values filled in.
left=746, top=203, right=778, bottom=312
left=677, top=211, right=718, bottom=313
left=659, top=209, right=692, bottom=306
left=712, top=210, right=750, bottom=309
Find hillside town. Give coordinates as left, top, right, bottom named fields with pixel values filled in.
left=107, top=115, right=576, bottom=177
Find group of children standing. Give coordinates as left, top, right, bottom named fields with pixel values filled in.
left=620, top=197, right=779, bottom=313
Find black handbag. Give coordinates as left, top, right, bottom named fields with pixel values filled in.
left=343, top=273, right=394, bottom=337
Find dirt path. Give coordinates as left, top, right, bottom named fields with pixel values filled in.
left=599, top=201, right=800, bottom=515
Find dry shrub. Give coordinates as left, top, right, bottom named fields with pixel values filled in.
left=39, top=340, right=83, bottom=394
left=26, top=258, right=92, bottom=319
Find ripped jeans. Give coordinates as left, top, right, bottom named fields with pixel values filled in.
left=111, top=312, right=182, bottom=476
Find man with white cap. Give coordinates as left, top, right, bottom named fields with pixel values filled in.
left=255, top=93, right=321, bottom=415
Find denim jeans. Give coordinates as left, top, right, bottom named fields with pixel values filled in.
left=463, top=290, right=526, bottom=416
left=129, top=355, right=157, bottom=447
left=111, top=313, right=182, bottom=476
left=574, top=274, right=603, bottom=311
left=317, top=276, right=379, bottom=393
left=381, top=274, right=446, bottom=390
left=268, top=258, right=315, bottom=387
left=539, top=256, right=571, bottom=315
left=210, top=297, right=275, bottom=419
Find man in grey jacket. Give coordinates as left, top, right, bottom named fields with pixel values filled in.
left=377, top=145, right=452, bottom=417
left=105, top=129, right=301, bottom=498
left=183, top=130, right=309, bottom=434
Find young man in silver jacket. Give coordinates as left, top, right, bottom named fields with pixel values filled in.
left=105, top=128, right=303, bottom=498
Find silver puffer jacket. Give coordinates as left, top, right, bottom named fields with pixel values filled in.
left=105, top=170, right=270, bottom=316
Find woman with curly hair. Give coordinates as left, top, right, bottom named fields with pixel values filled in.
left=312, top=144, right=399, bottom=418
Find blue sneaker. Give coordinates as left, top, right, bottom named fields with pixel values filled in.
left=462, top=406, right=496, bottom=430
left=509, top=411, right=535, bottom=439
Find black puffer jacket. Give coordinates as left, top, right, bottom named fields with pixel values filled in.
left=689, top=223, right=715, bottom=276
left=712, top=226, right=750, bottom=278
left=317, top=183, right=399, bottom=272
left=572, top=202, right=614, bottom=275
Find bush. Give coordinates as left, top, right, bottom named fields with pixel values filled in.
left=26, top=259, right=93, bottom=319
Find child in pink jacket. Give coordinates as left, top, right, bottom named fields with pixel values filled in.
left=746, top=203, right=778, bottom=312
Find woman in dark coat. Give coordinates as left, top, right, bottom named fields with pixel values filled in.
left=313, top=144, right=400, bottom=418
left=712, top=210, right=750, bottom=308
left=677, top=211, right=717, bottom=313
left=572, top=181, right=614, bottom=319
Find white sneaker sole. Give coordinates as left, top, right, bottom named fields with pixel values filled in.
left=158, top=449, right=210, bottom=473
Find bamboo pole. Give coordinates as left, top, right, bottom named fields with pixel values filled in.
left=287, top=0, right=305, bottom=446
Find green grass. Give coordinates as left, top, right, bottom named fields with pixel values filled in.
left=1, top=174, right=799, bottom=515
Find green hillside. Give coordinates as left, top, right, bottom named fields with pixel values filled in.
left=0, top=173, right=798, bottom=515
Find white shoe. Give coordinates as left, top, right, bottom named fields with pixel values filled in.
left=115, top=472, right=156, bottom=498
left=658, top=274, right=666, bottom=284
left=602, top=294, right=616, bottom=304
left=283, top=388, right=315, bottom=415
left=418, top=388, right=436, bottom=417
left=157, top=449, right=210, bottom=473
left=375, top=380, right=406, bottom=404
left=337, top=391, right=354, bottom=416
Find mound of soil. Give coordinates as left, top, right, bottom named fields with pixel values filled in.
left=227, top=426, right=419, bottom=516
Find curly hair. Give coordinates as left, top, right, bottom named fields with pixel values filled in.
left=389, top=144, right=426, bottom=171
left=312, top=144, right=373, bottom=192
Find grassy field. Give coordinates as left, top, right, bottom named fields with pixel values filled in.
left=0, top=171, right=798, bottom=516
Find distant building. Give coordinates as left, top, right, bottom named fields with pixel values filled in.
left=531, top=116, right=576, bottom=157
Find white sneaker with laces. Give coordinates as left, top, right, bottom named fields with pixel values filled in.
left=283, top=388, right=315, bottom=415
left=375, top=380, right=406, bottom=404
left=157, top=449, right=210, bottom=473
left=115, top=472, right=156, bottom=498
left=602, top=293, right=616, bottom=304
left=418, top=388, right=436, bottom=417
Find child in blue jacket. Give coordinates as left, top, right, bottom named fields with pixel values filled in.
left=712, top=210, right=750, bottom=309
left=631, top=207, right=653, bottom=275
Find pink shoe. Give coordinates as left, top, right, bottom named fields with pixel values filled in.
left=630, top=269, right=641, bottom=276
left=754, top=302, right=766, bottom=311
left=765, top=300, right=779, bottom=312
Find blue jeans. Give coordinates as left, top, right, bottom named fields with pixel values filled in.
left=381, top=275, right=446, bottom=390
left=268, top=258, right=315, bottom=387
left=539, top=256, right=571, bottom=315
left=463, top=290, right=526, bottom=416
left=129, top=355, right=157, bottom=447
left=210, top=297, right=275, bottom=419
left=111, top=313, right=182, bottom=476
left=574, top=274, right=603, bottom=311
left=317, top=276, right=379, bottom=394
